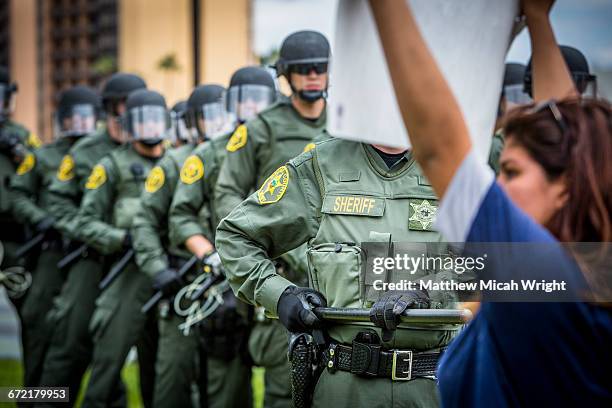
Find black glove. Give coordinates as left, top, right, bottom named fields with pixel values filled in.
left=277, top=286, right=327, bottom=333
left=35, top=216, right=56, bottom=233
left=122, top=232, right=132, bottom=250
left=153, top=268, right=184, bottom=296
left=370, top=290, right=430, bottom=342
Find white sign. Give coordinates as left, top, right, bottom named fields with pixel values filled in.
left=328, top=0, right=520, bottom=160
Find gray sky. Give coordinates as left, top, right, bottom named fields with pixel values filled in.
left=253, top=0, right=612, bottom=70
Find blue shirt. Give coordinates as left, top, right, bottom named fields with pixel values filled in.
left=434, top=151, right=612, bottom=407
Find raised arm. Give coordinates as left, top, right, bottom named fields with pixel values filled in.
left=368, top=0, right=471, bottom=198
left=523, top=0, right=578, bottom=101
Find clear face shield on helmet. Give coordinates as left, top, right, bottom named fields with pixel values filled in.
left=124, top=105, right=170, bottom=144
left=55, top=104, right=98, bottom=138
left=574, top=73, right=597, bottom=98
left=194, top=101, right=229, bottom=140
left=227, top=85, right=276, bottom=123
left=0, top=84, right=16, bottom=121
left=170, top=110, right=193, bottom=145
left=503, top=84, right=532, bottom=112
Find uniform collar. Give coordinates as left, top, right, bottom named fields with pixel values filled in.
left=287, top=99, right=327, bottom=128
left=362, top=143, right=414, bottom=177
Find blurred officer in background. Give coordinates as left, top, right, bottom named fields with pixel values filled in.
left=524, top=44, right=598, bottom=98
left=10, top=85, right=100, bottom=387
left=131, top=90, right=214, bottom=408
left=78, top=89, right=170, bottom=408
left=489, top=63, right=532, bottom=175
left=38, top=73, right=146, bottom=406
left=0, top=66, right=41, bottom=307
left=169, top=68, right=276, bottom=408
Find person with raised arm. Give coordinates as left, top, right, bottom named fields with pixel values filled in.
left=370, top=0, right=611, bottom=406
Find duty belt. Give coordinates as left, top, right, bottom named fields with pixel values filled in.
left=323, top=342, right=443, bottom=381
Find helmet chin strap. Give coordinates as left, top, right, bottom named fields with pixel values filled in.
left=289, top=82, right=328, bottom=103
left=139, top=138, right=164, bottom=147
left=297, top=89, right=327, bottom=103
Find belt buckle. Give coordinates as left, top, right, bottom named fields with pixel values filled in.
left=392, top=350, right=413, bottom=381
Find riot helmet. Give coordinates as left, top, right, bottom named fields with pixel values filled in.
left=0, top=66, right=18, bottom=123
left=274, top=30, right=330, bottom=103
left=101, top=73, right=147, bottom=116
left=122, top=89, right=170, bottom=146
left=227, top=66, right=276, bottom=124
left=55, top=86, right=101, bottom=138
left=186, top=84, right=227, bottom=140
left=169, top=100, right=192, bottom=144
left=524, top=45, right=597, bottom=97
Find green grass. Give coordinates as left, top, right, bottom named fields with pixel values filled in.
left=0, top=360, right=265, bottom=408
left=0, top=360, right=22, bottom=408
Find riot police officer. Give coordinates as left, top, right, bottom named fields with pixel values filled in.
left=214, top=31, right=330, bottom=408
left=131, top=90, right=214, bottom=408
left=169, top=69, right=276, bottom=408
left=38, top=73, right=146, bottom=405
left=216, top=137, right=457, bottom=408
left=0, top=66, right=41, bottom=292
left=489, top=63, right=532, bottom=175
left=78, top=89, right=170, bottom=408
left=11, top=85, right=100, bottom=387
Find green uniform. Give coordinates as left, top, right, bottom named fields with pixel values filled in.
left=169, top=133, right=252, bottom=408
left=214, top=100, right=326, bottom=408
left=488, top=131, right=505, bottom=176
left=9, top=137, right=73, bottom=387
left=0, top=120, right=38, bottom=301
left=131, top=143, right=201, bottom=408
left=39, top=128, right=123, bottom=403
left=78, top=143, right=160, bottom=408
left=216, top=139, right=459, bottom=407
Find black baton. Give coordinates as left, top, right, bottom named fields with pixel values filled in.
left=313, top=307, right=471, bottom=325
left=57, top=243, right=88, bottom=270
left=99, top=249, right=134, bottom=291
left=15, top=232, right=45, bottom=258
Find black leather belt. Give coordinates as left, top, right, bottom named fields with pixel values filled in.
left=323, top=342, right=443, bottom=381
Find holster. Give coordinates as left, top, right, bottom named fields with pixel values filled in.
left=288, top=333, right=319, bottom=408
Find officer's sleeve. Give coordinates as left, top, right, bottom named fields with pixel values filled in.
left=214, top=120, right=266, bottom=220
left=216, top=154, right=321, bottom=315
left=10, top=151, right=47, bottom=225
left=77, top=158, right=126, bottom=254
left=47, top=154, right=83, bottom=239
left=132, top=159, right=174, bottom=279
left=168, top=156, right=207, bottom=248
left=487, top=132, right=505, bottom=175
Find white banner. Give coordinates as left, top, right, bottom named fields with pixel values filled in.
left=328, top=0, right=520, bottom=160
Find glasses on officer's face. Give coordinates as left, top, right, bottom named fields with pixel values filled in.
left=291, top=63, right=328, bottom=76
left=531, top=99, right=568, bottom=135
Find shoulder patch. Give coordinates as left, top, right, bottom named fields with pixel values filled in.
left=226, top=124, right=248, bottom=152
left=180, top=155, right=204, bottom=185
left=27, top=132, right=42, bottom=149
left=57, top=155, right=75, bottom=181
left=257, top=165, right=289, bottom=205
left=303, top=142, right=316, bottom=153
left=16, top=153, right=36, bottom=175
left=85, top=164, right=107, bottom=190
left=145, top=166, right=165, bottom=193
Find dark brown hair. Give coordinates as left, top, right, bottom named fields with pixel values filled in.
left=502, top=98, right=612, bottom=243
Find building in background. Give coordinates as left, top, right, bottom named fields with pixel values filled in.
left=5, top=0, right=253, bottom=142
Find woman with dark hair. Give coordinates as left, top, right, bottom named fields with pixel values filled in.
left=369, top=0, right=611, bottom=406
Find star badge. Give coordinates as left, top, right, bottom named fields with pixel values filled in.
left=409, top=199, right=438, bottom=231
